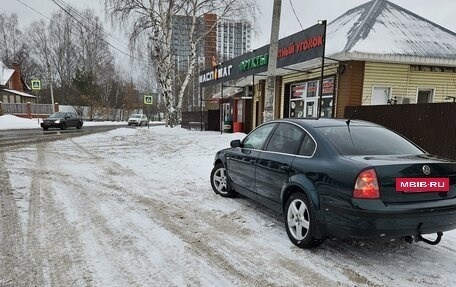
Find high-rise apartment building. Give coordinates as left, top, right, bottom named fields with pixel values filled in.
left=170, top=14, right=253, bottom=110
left=171, top=14, right=253, bottom=70
left=216, top=20, right=252, bottom=62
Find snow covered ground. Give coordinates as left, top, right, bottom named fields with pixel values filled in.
left=1, top=124, right=455, bottom=286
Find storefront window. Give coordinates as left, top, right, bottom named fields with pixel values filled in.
left=291, top=83, right=306, bottom=99
left=290, top=100, right=304, bottom=117
left=289, top=76, right=335, bottom=118
left=236, top=100, right=243, bottom=122
left=223, top=103, right=232, bottom=122
left=306, top=81, right=318, bottom=98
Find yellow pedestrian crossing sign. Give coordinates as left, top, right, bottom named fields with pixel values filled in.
left=31, top=79, right=41, bottom=90
left=144, top=95, right=153, bottom=105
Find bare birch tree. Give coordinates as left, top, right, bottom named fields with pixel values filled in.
left=104, top=0, right=256, bottom=126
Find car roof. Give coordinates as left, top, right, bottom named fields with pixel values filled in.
left=277, top=118, right=381, bottom=129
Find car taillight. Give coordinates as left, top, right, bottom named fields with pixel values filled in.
left=354, top=168, right=380, bottom=199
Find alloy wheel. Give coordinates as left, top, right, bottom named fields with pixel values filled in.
left=287, top=199, right=310, bottom=240
left=213, top=167, right=228, bottom=194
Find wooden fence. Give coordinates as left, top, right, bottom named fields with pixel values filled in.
left=181, top=110, right=220, bottom=131
left=344, top=103, right=456, bottom=160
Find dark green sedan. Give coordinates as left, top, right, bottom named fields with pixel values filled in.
left=41, top=112, right=83, bottom=131
left=210, top=118, right=456, bottom=248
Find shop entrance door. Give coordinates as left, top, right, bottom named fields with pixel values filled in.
left=304, top=100, right=317, bottom=117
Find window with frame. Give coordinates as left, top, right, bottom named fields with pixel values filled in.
left=417, top=88, right=434, bottom=103
left=298, top=134, right=316, bottom=156
left=265, top=123, right=304, bottom=155
left=242, top=123, right=276, bottom=150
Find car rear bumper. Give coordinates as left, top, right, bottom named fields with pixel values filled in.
left=320, top=201, right=456, bottom=239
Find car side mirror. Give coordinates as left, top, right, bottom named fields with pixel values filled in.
left=230, top=139, right=241, bottom=148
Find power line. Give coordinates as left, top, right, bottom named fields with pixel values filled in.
left=15, top=0, right=148, bottom=64
left=51, top=0, right=142, bottom=62
left=52, top=0, right=130, bottom=51
left=16, top=0, right=52, bottom=21
left=288, top=0, right=304, bottom=30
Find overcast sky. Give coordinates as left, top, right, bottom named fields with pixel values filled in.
left=3, top=0, right=456, bottom=55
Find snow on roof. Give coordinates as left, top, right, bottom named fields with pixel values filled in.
left=326, top=0, right=456, bottom=61
left=1, top=61, right=15, bottom=86
left=1, top=88, right=37, bottom=98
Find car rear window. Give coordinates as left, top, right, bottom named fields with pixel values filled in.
left=316, top=126, right=424, bottom=155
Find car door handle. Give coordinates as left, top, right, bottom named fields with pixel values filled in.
left=279, top=165, right=291, bottom=172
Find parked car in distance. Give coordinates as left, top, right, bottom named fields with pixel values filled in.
left=128, top=114, right=148, bottom=126
left=210, top=118, right=456, bottom=248
left=41, top=112, right=83, bottom=131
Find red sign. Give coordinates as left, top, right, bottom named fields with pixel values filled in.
left=396, top=178, right=450, bottom=192
left=322, top=78, right=335, bottom=95
left=291, top=84, right=305, bottom=99
left=277, top=35, right=324, bottom=59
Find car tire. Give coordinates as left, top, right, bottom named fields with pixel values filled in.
left=42, top=127, right=48, bottom=131
left=210, top=163, right=237, bottom=198
left=60, top=122, right=66, bottom=130
left=76, top=122, right=82, bottom=129
left=284, top=192, right=322, bottom=249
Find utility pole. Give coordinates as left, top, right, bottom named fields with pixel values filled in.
left=46, top=61, right=55, bottom=112
left=264, top=0, right=282, bottom=122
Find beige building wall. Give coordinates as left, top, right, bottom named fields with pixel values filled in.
left=363, top=62, right=456, bottom=104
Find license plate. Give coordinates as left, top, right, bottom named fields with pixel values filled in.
left=396, top=178, right=450, bottom=193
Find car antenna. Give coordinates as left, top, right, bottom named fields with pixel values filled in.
left=346, top=108, right=357, bottom=152
left=346, top=108, right=357, bottom=126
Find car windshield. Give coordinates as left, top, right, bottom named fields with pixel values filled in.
left=49, top=112, right=66, bottom=118
left=131, top=114, right=141, bottom=118
left=316, top=126, right=424, bottom=156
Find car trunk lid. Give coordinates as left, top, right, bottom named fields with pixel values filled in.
left=347, top=154, right=456, bottom=203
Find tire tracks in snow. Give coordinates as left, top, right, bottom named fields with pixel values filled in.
left=27, top=143, right=95, bottom=287
left=66, top=136, right=340, bottom=287
left=48, top=139, right=171, bottom=286
left=0, top=152, right=28, bottom=287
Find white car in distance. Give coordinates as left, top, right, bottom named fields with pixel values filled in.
left=128, top=114, right=148, bottom=126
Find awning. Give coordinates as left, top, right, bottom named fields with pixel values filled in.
left=210, top=75, right=267, bottom=100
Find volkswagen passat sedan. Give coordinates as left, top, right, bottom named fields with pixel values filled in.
left=210, top=118, right=456, bottom=248
left=41, top=112, right=83, bottom=131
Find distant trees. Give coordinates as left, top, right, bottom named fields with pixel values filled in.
left=0, top=13, right=38, bottom=82
left=1, top=8, right=159, bottom=121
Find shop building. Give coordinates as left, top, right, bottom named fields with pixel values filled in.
left=199, top=0, right=456, bottom=133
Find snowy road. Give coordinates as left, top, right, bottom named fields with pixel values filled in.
left=1, top=126, right=455, bottom=287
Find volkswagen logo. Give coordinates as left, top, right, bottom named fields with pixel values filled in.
left=422, top=165, right=431, bottom=175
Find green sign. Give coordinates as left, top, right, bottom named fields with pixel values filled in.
left=31, top=79, right=41, bottom=90
left=239, top=54, right=269, bottom=72
left=144, top=95, right=153, bottom=105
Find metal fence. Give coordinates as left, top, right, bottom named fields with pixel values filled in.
left=344, top=103, right=456, bottom=160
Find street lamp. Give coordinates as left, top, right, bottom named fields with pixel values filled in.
left=317, top=19, right=327, bottom=119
